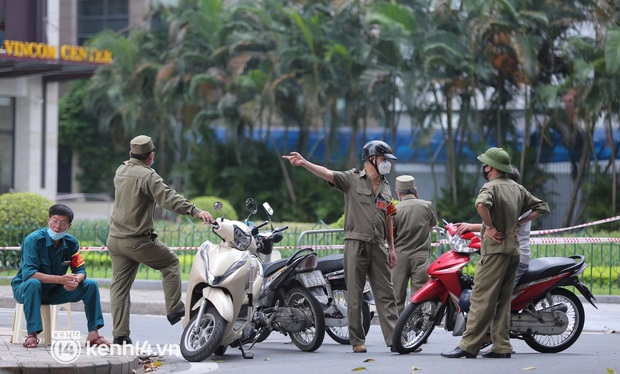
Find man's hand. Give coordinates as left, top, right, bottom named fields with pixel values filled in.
left=60, top=274, right=80, bottom=291
left=282, top=152, right=306, bottom=167
left=388, top=249, right=397, bottom=269
left=455, top=222, right=474, bottom=235
left=484, top=226, right=505, bottom=243
left=195, top=210, right=215, bottom=224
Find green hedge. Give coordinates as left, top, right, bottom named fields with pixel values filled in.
left=190, top=196, right=239, bottom=221
left=0, top=192, right=54, bottom=246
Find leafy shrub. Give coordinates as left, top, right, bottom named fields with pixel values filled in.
left=0, top=192, right=54, bottom=245
left=333, top=213, right=345, bottom=229
left=190, top=196, right=239, bottom=221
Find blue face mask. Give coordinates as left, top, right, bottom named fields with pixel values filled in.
left=47, top=228, right=67, bottom=241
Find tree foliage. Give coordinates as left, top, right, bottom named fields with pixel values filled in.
left=59, top=0, right=620, bottom=225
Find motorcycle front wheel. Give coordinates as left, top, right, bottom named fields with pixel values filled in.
left=392, top=299, right=440, bottom=354
left=286, top=286, right=326, bottom=351
left=180, top=305, right=226, bottom=362
left=326, top=286, right=371, bottom=345
left=523, top=287, right=585, bottom=353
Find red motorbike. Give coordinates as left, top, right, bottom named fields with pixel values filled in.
left=392, top=219, right=597, bottom=354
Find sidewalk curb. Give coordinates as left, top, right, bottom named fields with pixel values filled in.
left=0, top=355, right=140, bottom=374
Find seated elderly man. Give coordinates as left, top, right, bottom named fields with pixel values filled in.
left=11, top=203, right=112, bottom=348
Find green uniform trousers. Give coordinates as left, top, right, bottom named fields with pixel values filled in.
left=392, top=253, right=429, bottom=314
left=13, top=278, right=104, bottom=334
left=107, top=235, right=184, bottom=338
left=344, top=239, right=399, bottom=347
left=458, top=252, right=520, bottom=355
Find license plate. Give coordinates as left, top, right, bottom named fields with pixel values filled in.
left=299, top=270, right=326, bottom=288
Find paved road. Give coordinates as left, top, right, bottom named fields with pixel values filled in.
left=2, top=301, right=618, bottom=374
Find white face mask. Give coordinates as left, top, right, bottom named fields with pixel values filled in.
left=47, top=228, right=67, bottom=240
left=378, top=160, right=392, bottom=175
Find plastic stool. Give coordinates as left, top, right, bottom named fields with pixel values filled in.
left=11, top=303, right=73, bottom=345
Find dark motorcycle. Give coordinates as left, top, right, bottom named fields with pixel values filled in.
left=315, top=254, right=374, bottom=344
left=392, top=219, right=597, bottom=354
left=242, top=200, right=327, bottom=352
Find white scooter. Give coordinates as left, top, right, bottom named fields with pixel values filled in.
left=180, top=201, right=263, bottom=361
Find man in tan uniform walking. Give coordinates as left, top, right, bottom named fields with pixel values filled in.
left=107, top=135, right=214, bottom=345
left=441, top=147, right=549, bottom=359
left=392, top=175, right=437, bottom=314
left=283, top=140, right=401, bottom=354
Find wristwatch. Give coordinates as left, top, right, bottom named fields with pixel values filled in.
left=483, top=223, right=494, bottom=230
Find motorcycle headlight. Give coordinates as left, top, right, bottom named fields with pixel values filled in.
left=449, top=234, right=478, bottom=254
left=232, top=224, right=252, bottom=251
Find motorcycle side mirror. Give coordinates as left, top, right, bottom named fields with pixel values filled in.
left=263, top=202, right=273, bottom=216
left=245, top=198, right=258, bottom=224
left=246, top=198, right=258, bottom=215
left=211, top=201, right=225, bottom=220
left=262, top=202, right=274, bottom=230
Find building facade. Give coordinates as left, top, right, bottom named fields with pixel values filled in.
left=0, top=0, right=150, bottom=200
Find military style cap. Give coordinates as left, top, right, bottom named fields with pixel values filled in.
left=477, top=147, right=513, bottom=173
left=396, top=175, right=416, bottom=191
left=130, top=135, right=155, bottom=154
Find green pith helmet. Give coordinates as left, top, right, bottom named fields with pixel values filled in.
left=477, top=147, right=513, bottom=173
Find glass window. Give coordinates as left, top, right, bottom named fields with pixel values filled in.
left=107, top=19, right=129, bottom=31
left=77, top=0, right=129, bottom=45
left=0, top=97, right=14, bottom=193
left=108, top=0, right=129, bottom=16
left=78, top=19, right=105, bottom=34
left=78, top=0, right=104, bottom=16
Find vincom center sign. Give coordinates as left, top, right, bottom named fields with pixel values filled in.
left=1, top=39, right=112, bottom=64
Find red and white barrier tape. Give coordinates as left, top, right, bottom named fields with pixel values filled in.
left=530, top=215, right=620, bottom=236
left=1, top=215, right=619, bottom=252
left=1, top=236, right=619, bottom=251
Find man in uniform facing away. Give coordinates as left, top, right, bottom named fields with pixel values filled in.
left=392, top=175, right=437, bottom=314
left=107, top=135, right=214, bottom=345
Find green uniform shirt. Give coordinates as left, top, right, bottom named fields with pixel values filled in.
left=330, top=169, right=393, bottom=245
left=10, top=228, right=86, bottom=289
left=476, top=175, right=550, bottom=256
left=109, top=158, right=201, bottom=238
left=393, top=196, right=437, bottom=258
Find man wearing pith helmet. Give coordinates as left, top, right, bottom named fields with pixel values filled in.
left=107, top=135, right=215, bottom=345
left=442, top=147, right=549, bottom=359
left=392, top=175, right=437, bottom=315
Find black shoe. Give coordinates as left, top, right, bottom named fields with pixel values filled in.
left=441, top=347, right=476, bottom=359
left=481, top=350, right=511, bottom=358
left=113, top=336, right=132, bottom=345
left=167, top=308, right=185, bottom=325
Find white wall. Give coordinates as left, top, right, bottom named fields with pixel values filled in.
left=1, top=1, right=61, bottom=201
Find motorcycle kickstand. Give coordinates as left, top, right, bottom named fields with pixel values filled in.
left=235, top=339, right=254, bottom=359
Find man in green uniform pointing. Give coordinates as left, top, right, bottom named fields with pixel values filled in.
left=441, top=147, right=549, bottom=359
left=107, top=135, right=215, bottom=345
left=283, top=140, right=401, bottom=354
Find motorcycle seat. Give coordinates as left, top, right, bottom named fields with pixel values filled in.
left=517, top=257, right=580, bottom=285
left=262, top=258, right=288, bottom=277
left=316, top=254, right=344, bottom=274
